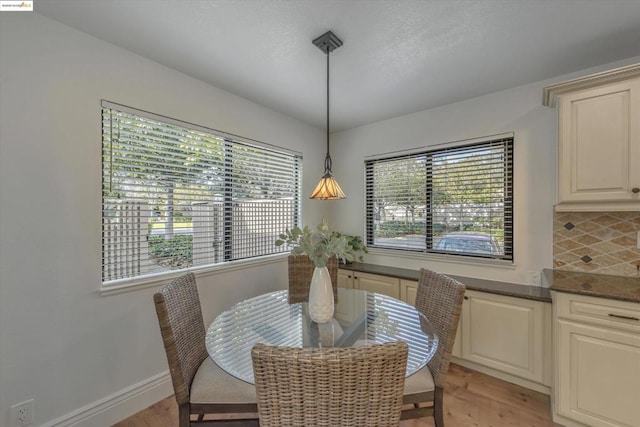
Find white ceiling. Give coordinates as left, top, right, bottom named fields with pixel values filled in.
left=36, top=0, right=640, bottom=131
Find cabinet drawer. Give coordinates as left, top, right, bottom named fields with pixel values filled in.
left=555, top=292, right=640, bottom=333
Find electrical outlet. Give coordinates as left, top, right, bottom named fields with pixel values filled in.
left=10, top=399, right=34, bottom=427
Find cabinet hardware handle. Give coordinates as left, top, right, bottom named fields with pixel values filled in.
left=464, top=296, right=469, bottom=300
left=632, top=187, right=640, bottom=193
left=608, top=313, right=639, bottom=321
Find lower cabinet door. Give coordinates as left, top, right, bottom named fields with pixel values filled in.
left=400, top=278, right=463, bottom=357
left=354, top=272, right=400, bottom=298
left=452, top=321, right=462, bottom=358
left=337, top=269, right=354, bottom=289
left=556, top=320, right=640, bottom=427
left=399, top=279, right=418, bottom=305
left=461, top=290, right=545, bottom=383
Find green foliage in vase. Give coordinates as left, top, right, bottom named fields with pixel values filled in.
left=329, top=232, right=368, bottom=262
left=275, top=219, right=354, bottom=267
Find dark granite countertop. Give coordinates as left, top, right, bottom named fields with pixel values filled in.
left=340, top=262, right=552, bottom=303
left=543, top=269, right=640, bottom=304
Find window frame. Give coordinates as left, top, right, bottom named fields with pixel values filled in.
left=365, top=134, right=514, bottom=262
left=101, top=100, right=302, bottom=287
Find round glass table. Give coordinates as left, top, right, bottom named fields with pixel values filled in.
left=206, top=288, right=438, bottom=384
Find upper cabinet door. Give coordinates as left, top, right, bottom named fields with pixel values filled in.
left=557, top=78, right=640, bottom=210
left=544, top=64, right=640, bottom=211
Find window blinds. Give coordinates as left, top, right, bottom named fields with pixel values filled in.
left=101, top=101, right=302, bottom=283
left=365, top=137, right=513, bottom=260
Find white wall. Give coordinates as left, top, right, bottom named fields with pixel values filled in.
left=328, top=56, right=640, bottom=285
left=0, top=12, right=328, bottom=427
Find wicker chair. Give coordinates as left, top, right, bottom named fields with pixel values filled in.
left=287, top=254, right=338, bottom=303
left=153, top=273, right=259, bottom=426
left=401, top=268, right=466, bottom=426
left=251, top=341, right=408, bottom=427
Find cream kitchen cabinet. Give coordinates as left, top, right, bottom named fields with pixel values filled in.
left=400, top=281, right=548, bottom=382
left=339, top=267, right=552, bottom=392
left=399, top=278, right=418, bottom=305
left=399, top=278, right=463, bottom=357
left=458, top=290, right=551, bottom=389
left=337, top=268, right=354, bottom=288
left=544, top=64, right=640, bottom=211
left=552, top=292, right=640, bottom=427
left=338, top=269, right=399, bottom=298
left=353, top=271, right=400, bottom=299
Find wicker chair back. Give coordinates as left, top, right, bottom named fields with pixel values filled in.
left=287, top=255, right=338, bottom=303
left=153, top=272, right=207, bottom=405
left=252, top=341, right=408, bottom=427
left=414, top=268, right=466, bottom=388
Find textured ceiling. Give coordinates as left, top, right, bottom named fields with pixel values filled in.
left=36, top=0, right=640, bottom=131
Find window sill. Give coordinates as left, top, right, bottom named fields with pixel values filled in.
left=366, top=247, right=516, bottom=269
left=99, top=253, right=289, bottom=296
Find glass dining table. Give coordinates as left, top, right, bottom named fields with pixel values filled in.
left=205, top=287, right=438, bottom=384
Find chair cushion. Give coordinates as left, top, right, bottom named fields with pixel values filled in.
left=403, top=365, right=435, bottom=396
left=190, top=357, right=257, bottom=405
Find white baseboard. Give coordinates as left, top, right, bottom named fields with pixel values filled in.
left=41, top=371, right=173, bottom=427
left=451, top=357, right=551, bottom=395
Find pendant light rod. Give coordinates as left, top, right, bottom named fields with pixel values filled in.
left=313, top=30, right=342, bottom=174
left=310, top=31, right=346, bottom=200
left=324, top=49, right=331, bottom=173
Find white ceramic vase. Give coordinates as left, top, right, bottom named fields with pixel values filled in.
left=308, top=266, right=334, bottom=323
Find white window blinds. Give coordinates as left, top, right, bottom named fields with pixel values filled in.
left=101, top=101, right=302, bottom=283
left=365, top=137, right=513, bottom=260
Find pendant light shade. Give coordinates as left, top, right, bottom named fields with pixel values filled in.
left=310, top=172, right=346, bottom=199
left=310, top=31, right=346, bottom=200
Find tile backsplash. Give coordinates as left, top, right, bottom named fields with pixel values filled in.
left=553, top=212, right=640, bottom=277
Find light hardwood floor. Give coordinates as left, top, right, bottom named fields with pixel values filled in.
left=113, top=364, right=561, bottom=426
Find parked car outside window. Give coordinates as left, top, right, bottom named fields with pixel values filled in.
left=434, top=232, right=500, bottom=256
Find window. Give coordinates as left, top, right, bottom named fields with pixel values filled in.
left=102, top=101, right=302, bottom=283
left=365, top=136, right=513, bottom=260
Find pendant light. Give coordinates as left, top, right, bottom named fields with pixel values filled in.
left=309, top=30, right=346, bottom=200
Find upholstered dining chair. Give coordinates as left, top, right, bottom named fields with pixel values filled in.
left=153, top=273, right=259, bottom=426
left=251, top=341, right=409, bottom=427
left=287, top=254, right=338, bottom=303
left=401, top=268, right=466, bottom=426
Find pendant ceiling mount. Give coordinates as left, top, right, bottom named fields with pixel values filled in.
left=309, top=30, right=346, bottom=200
left=312, top=31, right=343, bottom=54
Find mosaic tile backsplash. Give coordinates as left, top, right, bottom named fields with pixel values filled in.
left=553, top=212, right=640, bottom=277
